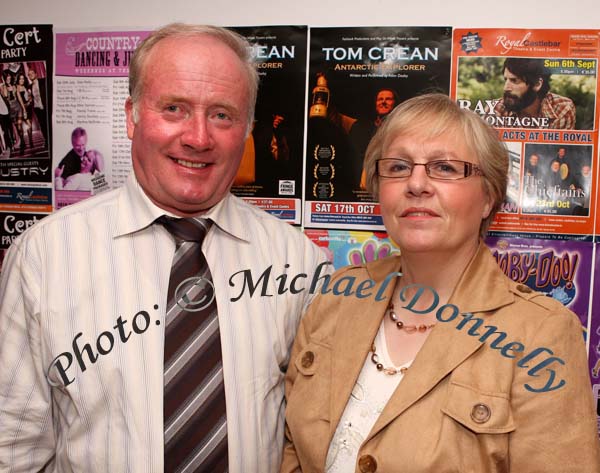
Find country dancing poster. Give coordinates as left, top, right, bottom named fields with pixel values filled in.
left=0, top=25, right=53, bottom=207
left=452, top=29, right=600, bottom=237
left=229, top=26, right=307, bottom=224
left=304, top=26, right=452, bottom=229
left=53, top=30, right=150, bottom=209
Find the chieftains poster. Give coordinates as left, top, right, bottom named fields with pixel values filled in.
left=230, top=26, right=306, bottom=224
left=304, top=26, right=452, bottom=229
left=452, top=29, right=600, bottom=237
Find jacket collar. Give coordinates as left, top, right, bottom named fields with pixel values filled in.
left=329, top=242, right=514, bottom=440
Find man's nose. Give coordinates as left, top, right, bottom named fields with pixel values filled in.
left=181, top=114, right=213, bottom=150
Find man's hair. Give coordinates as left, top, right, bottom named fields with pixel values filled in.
left=503, top=58, right=551, bottom=98
left=364, top=93, right=508, bottom=237
left=71, top=127, right=87, bottom=141
left=128, top=23, right=259, bottom=130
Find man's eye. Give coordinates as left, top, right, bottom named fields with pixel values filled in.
left=165, top=105, right=180, bottom=113
left=215, top=112, right=231, bottom=120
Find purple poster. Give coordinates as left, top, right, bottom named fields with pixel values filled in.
left=485, top=235, right=592, bottom=330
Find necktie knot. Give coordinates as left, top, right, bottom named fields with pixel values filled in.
left=159, top=216, right=211, bottom=244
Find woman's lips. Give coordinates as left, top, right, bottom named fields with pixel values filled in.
left=401, top=208, right=439, bottom=217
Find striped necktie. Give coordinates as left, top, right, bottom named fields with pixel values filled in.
left=159, top=216, right=228, bottom=473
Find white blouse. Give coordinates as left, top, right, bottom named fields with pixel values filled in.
left=325, top=321, right=412, bottom=472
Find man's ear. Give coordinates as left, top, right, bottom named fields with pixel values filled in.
left=125, top=97, right=136, bottom=140
left=532, top=77, right=543, bottom=93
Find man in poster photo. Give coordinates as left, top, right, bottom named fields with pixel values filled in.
left=0, top=24, right=327, bottom=472
left=55, top=126, right=88, bottom=182
left=494, top=57, right=576, bottom=129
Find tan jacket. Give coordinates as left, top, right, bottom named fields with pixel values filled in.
left=282, top=244, right=600, bottom=473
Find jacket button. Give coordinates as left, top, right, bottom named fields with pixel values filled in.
left=358, top=454, right=377, bottom=472
left=471, top=403, right=491, bottom=423
left=516, top=284, right=532, bottom=294
left=301, top=351, right=314, bottom=368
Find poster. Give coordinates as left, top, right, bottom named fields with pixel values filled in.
left=53, top=30, right=150, bottom=209
left=485, top=234, right=592, bottom=331
left=230, top=26, right=307, bottom=224
left=0, top=25, right=53, bottom=214
left=588, top=246, right=600, bottom=435
left=305, top=228, right=400, bottom=270
left=452, top=29, right=600, bottom=237
left=0, top=211, right=44, bottom=272
left=304, top=26, right=452, bottom=229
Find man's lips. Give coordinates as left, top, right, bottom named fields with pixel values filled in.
left=171, top=157, right=211, bottom=169
left=400, top=208, right=439, bottom=217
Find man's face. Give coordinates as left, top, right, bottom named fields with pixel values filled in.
left=125, top=35, right=251, bottom=216
left=375, top=90, right=396, bottom=117
left=28, top=70, right=36, bottom=81
left=582, top=165, right=591, bottom=177
left=558, top=148, right=566, bottom=158
left=502, top=68, right=539, bottom=112
left=529, top=154, right=539, bottom=166
left=72, top=134, right=87, bottom=157
left=551, top=161, right=560, bottom=172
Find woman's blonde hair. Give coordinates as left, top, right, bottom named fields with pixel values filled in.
left=363, top=93, right=508, bottom=237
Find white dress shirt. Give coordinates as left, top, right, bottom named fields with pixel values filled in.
left=0, top=174, right=329, bottom=472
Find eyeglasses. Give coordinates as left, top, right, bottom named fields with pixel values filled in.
left=376, top=158, right=484, bottom=181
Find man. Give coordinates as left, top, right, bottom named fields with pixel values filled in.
left=27, top=69, right=48, bottom=146
left=494, top=58, right=576, bottom=129
left=0, top=24, right=328, bottom=472
left=349, top=88, right=398, bottom=187
left=524, top=153, right=541, bottom=178
left=55, top=127, right=87, bottom=184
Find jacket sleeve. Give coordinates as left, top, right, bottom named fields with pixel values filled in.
left=508, top=306, right=600, bottom=472
left=0, top=237, right=56, bottom=472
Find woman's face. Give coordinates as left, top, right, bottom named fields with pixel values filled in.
left=378, top=128, right=492, bottom=257
left=17, top=75, right=25, bottom=85
left=80, top=153, right=94, bottom=173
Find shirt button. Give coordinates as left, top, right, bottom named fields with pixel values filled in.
left=301, top=351, right=315, bottom=368
left=471, top=403, right=491, bottom=423
left=358, top=454, right=377, bottom=472
left=516, top=284, right=532, bottom=294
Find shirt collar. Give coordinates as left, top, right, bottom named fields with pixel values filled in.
left=114, top=173, right=249, bottom=243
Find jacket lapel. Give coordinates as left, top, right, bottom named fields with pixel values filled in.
left=364, top=243, right=515, bottom=442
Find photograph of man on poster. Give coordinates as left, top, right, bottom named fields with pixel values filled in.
left=494, top=58, right=576, bottom=130
left=457, top=56, right=596, bottom=131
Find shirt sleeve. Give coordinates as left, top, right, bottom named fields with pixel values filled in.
left=0, top=235, right=56, bottom=472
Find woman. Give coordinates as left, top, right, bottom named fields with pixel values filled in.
left=282, top=94, right=600, bottom=472
left=15, top=73, right=33, bottom=152
left=2, top=72, right=19, bottom=152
